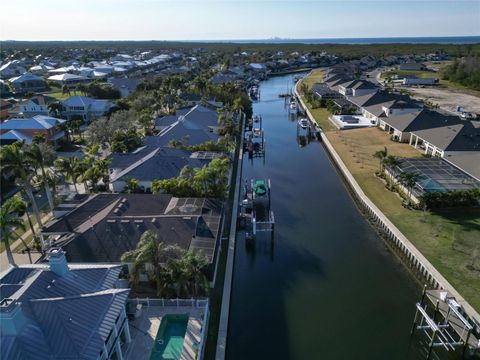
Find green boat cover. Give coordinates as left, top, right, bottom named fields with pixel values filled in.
left=254, top=180, right=267, bottom=196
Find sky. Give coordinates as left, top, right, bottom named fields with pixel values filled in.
left=1, top=0, right=479, bottom=41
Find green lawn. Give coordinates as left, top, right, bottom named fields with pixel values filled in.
left=298, top=69, right=338, bottom=132
left=302, top=69, right=480, bottom=312
left=47, top=90, right=84, bottom=100
left=301, top=68, right=324, bottom=89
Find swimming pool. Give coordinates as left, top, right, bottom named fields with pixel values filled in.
left=150, top=314, right=189, bottom=360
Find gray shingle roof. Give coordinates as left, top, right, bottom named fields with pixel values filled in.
left=110, top=147, right=210, bottom=183
left=411, top=121, right=480, bottom=151
left=44, top=195, right=223, bottom=265
left=382, top=109, right=462, bottom=133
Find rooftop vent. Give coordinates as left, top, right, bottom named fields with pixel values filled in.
left=48, top=247, right=69, bottom=277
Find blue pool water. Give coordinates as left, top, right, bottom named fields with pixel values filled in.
left=150, top=314, right=189, bottom=360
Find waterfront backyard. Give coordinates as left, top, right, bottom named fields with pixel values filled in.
left=300, top=71, right=480, bottom=311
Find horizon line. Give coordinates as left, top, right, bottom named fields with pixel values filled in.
left=2, top=35, right=480, bottom=43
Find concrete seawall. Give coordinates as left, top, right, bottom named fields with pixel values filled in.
left=215, top=114, right=245, bottom=360
left=295, top=79, right=480, bottom=327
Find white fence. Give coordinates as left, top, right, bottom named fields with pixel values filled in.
left=128, top=297, right=208, bottom=308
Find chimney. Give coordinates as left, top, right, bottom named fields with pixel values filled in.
left=0, top=299, right=26, bottom=335
left=48, top=247, right=69, bottom=276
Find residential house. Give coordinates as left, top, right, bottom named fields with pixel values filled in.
left=311, top=83, right=342, bottom=100
left=0, top=248, right=131, bottom=360
left=323, top=74, right=354, bottom=90
left=61, top=96, right=114, bottom=122
left=147, top=104, right=221, bottom=147
left=79, top=69, right=109, bottom=80
left=41, top=194, right=224, bottom=280
left=210, top=72, right=240, bottom=85
left=108, top=146, right=220, bottom=192
left=380, top=109, right=462, bottom=142
left=0, top=115, right=66, bottom=145
left=409, top=120, right=480, bottom=157
left=338, top=80, right=378, bottom=97
left=399, top=62, right=426, bottom=71
left=48, top=73, right=90, bottom=87
left=444, top=153, right=480, bottom=182
left=8, top=95, right=55, bottom=117
left=154, top=107, right=191, bottom=131
left=351, top=91, right=422, bottom=125
left=108, top=77, right=141, bottom=97
left=8, top=72, right=46, bottom=94
left=29, top=64, right=54, bottom=75
left=0, top=60, right=26, bottom=79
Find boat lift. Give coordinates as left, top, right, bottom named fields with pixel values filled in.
left=244, top=115, right=266, bottom=160
left=238, top=178, right=275, bottom=241
left=411, top=287, right=479, bottom=359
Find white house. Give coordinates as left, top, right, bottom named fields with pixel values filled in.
left=61, top=96, right=114, bottom=122
left=29, top=64, right=54, bottom=75
left=351, top=92, right=422, bottom=126
left=48, top=73, right=90, bottom=87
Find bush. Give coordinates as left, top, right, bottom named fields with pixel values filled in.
left=420, top=189, right=480, bottom=209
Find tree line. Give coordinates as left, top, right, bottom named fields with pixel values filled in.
left=441, top=56, right=480, bottom=90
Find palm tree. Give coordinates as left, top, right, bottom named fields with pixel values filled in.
left=25, top=143, right=56, bottom=211
left=181, top=250, right=209, bottom=298
left=54, top=157, right=80, bottom=194
left=84, top=166, right=103, bottom=193
left=4, top=197, right=35, bottom=263
left=399, top=172, right=418, bottom=206
left=0, top=197, right=26, bottom=265
left=372, top=146, right=388, bottom=173
left=120, top=231, right=182, bottom=296
left=48, top=102, right=63, bottom=117
left=1, top=143, right=43, bottom=227
left=383, top=155, right=400, bottom=190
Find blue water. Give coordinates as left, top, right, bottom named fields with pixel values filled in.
left=150, top=314, right=189, bottom=360
left=200, top=36, right=480, bottom=44
left=225, top=73, right=465, bottom=360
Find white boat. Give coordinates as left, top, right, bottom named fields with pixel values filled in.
left=289, top=101, right=297, bottom=110
left=253, top=127, right=262, bottom=137
left=298, top=118, right=309, bottom=129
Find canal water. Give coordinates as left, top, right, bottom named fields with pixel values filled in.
left=226, top=73, right=440, bottom=360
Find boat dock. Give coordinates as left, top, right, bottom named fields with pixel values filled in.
left=411, top=287, right=479, bottom=359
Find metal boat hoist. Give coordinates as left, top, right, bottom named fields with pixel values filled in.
left=411, top=287, right=479, bottom=359
left=238, top=178, right=275, bottom=241
left=244, top=115, right=266, bottom=160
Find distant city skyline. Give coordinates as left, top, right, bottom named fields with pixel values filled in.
left=1, top=0, right=479, bottom=41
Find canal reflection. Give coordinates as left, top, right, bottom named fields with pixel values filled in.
left=225, top=73, right=467, bottom=360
